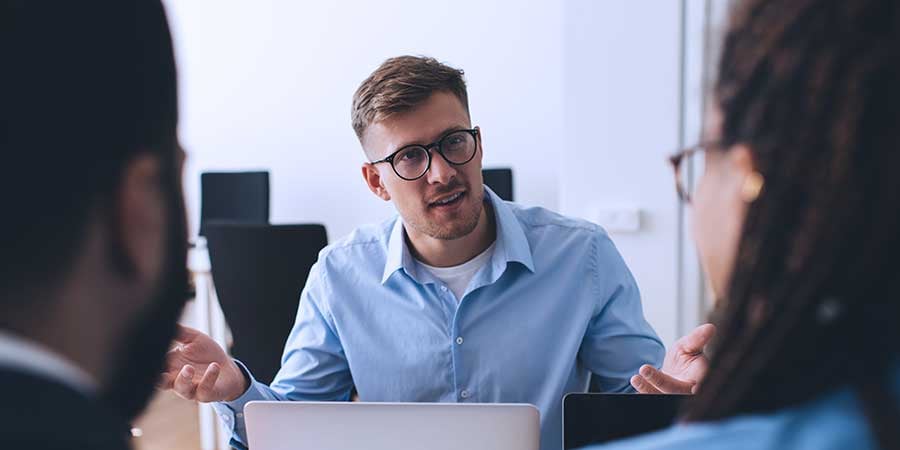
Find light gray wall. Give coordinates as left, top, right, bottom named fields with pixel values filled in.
left=561, top=1, right=683, bottom=343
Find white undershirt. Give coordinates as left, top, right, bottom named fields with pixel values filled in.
left=0, top=330, right=97, bottom=396
left=419, top=241, right=496, bottom=301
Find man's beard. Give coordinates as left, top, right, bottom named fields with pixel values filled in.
left=100, top=182, right=189, bottom=422
left=412, top=181, right=485, bottom=241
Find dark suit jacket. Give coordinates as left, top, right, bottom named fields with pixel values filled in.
left=0, top=368, right=132, bottom=450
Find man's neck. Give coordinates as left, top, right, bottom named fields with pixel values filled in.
left=406, top=201, right=497, bottom=268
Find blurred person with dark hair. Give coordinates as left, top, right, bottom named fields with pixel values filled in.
left=582, top=0, right=900, bottom=449
left=0, top=1, right=189, bottom=448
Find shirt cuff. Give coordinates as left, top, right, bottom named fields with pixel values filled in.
left=224, top=359, right=269, bottom=409
left=212, top=359, right=267, bottom=449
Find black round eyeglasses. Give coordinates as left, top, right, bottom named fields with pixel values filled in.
left=369, top=128, right=480, bottom=181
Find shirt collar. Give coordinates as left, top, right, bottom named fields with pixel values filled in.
left=486, top=186, right=535, bottom=273
left=382, top=215, right=418, bottom=284
left=381, top=186, right=535, bottom=285
left=0, top=330, right=98, bottom=396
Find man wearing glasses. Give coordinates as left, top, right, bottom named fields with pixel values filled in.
left=164, top=56, right=714, bottom=450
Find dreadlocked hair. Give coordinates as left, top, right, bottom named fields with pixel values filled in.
left=682, top=0, right=900, bottom=448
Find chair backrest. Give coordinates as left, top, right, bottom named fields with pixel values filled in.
left=199, top=171, right=270, bottom=236
left=482, top=168, right=514, bottom=201
left=205, top=223, right=328, bottom=385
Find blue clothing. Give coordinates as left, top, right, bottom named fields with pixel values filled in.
left=213, top=187, right=665, bottom=450
left=583, top=367, right=900, bottom=450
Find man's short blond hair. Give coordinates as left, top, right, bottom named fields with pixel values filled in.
left=351, top=55, right=469, bottom=141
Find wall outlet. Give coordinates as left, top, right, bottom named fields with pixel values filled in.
left=591, top=208, right=642, bottom=233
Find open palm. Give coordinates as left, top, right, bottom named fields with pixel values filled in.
left=631, top=323, right=715, bottom=394
left=159, top=325, right=247, bottom=402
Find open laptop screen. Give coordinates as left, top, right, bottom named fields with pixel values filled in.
left=563, top=393, right=686, bottom=450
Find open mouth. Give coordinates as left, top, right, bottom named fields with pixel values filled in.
left=428, top=191, right=466, bottom=208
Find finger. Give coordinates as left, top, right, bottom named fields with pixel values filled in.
left=159, top=347, right=187, bottom=390
left=175, top=325, right=203, bottom=344
left=157, top=372, right=176, bottom=390
left=195, top=363, right=222, bottom=402
left=631, top=374, right=662, bottom=394
left=639, top=365, right=695, bottom=394
left=172, top=365, right=198, bottom=400
left=676, top=323, right=717, bottom=355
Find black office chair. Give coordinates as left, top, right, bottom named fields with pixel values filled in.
left=482, top=168, right=514, bottom=201
left=199, top=171, right=270, bottom=236
left=205, top=223, right=328, bottom=385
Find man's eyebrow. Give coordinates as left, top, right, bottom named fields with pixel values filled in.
left=394, top=125, right=469, bottom=149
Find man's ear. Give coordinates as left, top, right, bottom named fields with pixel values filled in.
left=362, top=163, right=391, bottom=201
left=112, top=153, right=166, bottom=284
left=474, top=126, right=485, bottom=166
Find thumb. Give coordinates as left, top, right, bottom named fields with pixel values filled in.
left=677, top=323, right=716, bottom=355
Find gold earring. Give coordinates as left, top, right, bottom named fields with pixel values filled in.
left=741, top=172, right=765, bottom=202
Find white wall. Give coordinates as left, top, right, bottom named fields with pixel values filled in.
left=561, top=1, right=683, bottom=344
left=163, top=0, right=563, bottom=241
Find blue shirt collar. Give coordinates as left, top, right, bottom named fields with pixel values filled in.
left=381, top=186, right=535, bottom=285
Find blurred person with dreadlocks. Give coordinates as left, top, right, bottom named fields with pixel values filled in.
left=584, top=0, right=900, bottom=449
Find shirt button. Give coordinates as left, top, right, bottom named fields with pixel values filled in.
left=236, top=412, right=244, bottom=419
left=440, top=286, right=448, bottom=292
left=223, top=415, right=232, bottom=423
left=460, top=390, right=470, bottom=399
left=456, top=336, right=464, bottom=345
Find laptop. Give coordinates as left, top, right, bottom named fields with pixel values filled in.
left=562, top=393, right=685, bottom=449
left=245, top=401, right=541, bottom=450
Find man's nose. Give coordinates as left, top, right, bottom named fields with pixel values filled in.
left=426, top=150, right=457, bottom=185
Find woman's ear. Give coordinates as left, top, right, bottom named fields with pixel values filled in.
left=728, top=144, right=765, bottom=202
left=727, top=144, right=756, bottom=175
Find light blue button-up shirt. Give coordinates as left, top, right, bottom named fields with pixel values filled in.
left=582, top=366, right=900, bottom=450
left=213, top=187, right=665, bottom=450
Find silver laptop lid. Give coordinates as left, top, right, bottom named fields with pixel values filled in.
left=245, top=401, right=540, bottom=450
